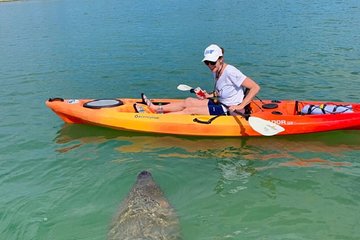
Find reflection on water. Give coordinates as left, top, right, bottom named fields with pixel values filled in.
left=55, top=124, right=360, bottom=157
left=55, top=124, right=360, bottom=159
left=279, top=158, right=352, bottom=167
left=54, top=125, right=359, bottom=191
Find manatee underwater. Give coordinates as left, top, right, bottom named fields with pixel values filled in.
left=108, top=170, right=181, bottom=240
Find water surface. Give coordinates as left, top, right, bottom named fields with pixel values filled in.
left=0, top=0, right=359, bottom=239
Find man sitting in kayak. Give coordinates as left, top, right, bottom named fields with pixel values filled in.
left=141, top=44, right=260, bottom=115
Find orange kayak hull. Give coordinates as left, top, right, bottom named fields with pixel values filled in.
left=45, top=98, right=360, bottom=137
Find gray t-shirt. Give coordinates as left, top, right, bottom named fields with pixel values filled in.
left=215, top=64, right=247, bottom=107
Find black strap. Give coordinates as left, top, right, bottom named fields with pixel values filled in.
left=320, top=104, right=327, bottom=114
left=307, top=105, right=314, bottom=114
left=333, top=105, right=338, bottom=113
left=295, top=101, right=299, bottom=114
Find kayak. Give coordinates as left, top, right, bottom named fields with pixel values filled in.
left=45, top=97, right=360, bottom=137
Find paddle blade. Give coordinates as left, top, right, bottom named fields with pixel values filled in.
left=248, top=117, right=285, bottom=136
left=177, top=84, right=193, bottom=91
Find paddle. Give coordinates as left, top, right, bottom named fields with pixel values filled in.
left=177, top=84, right=194, bottom=92
left=176, top=84, right=285, bottom=136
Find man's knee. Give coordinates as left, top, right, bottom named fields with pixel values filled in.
left=184, top=97, right=201, bottom=106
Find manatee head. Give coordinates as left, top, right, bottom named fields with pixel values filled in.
left=134, top=170, right=162, bottom=200
left=137, top=170, right=152, bottom=180
left=136, top=170, right=156, bottom=188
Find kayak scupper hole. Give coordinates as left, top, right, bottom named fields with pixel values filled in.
left=272, top=111, right=283, bottom=115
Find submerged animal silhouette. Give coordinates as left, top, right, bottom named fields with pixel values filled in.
left=108, top=170, right=181, bottom=240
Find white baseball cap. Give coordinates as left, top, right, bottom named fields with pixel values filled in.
left=202, top=44, right=223, bottom=62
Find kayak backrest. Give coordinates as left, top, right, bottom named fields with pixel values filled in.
left=244, top=88, right=252, bottom=114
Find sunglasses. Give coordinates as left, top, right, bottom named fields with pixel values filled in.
left=204, top=60, right=217, bottom=66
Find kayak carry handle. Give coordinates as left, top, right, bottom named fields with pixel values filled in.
left=48, top=98, right=64, bottom=102
left=193, top=115, right=221, bottom=124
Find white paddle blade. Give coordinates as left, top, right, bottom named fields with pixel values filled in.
left=177, top=84, right=193, bottom=91
left=248, top=117, right=285, bottom=136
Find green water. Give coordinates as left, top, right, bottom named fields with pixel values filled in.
left=1, top=0, right=360, bottom=239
